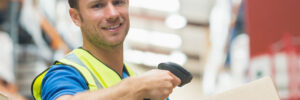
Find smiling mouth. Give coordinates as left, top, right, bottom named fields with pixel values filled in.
left=102, top=23, right=122, bottom=31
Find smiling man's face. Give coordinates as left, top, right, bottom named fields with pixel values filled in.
left=70, top=0, right=130, bottom=48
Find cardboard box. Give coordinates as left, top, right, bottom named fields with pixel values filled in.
left=202, top=77, right=280, bottom=100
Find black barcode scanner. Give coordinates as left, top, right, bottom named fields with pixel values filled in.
left=158, top=62, right=193, bottom=87
left=144, top=62, right=193, bottom=100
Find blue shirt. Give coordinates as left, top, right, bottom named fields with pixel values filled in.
left=41, top=64, right=129, bottom=100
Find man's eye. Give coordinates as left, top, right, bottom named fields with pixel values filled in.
left=92, top=4, right=104, bottom=8
left=113, top=0, right=124, bottom=6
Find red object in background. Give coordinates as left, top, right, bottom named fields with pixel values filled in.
left=246, top=0, right=300, bottom=99
left=245, top=0, right=300, bottom=58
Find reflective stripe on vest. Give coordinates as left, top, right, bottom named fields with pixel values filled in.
left=32, top=48, right=136, bottom=100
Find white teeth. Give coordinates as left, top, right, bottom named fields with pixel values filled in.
left=105, top=24, right=121, bottom=30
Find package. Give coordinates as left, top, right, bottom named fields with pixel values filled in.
left=202, top=77, right=280, bottom=100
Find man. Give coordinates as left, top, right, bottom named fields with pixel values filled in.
left=32, top=0, right=181, bottom=100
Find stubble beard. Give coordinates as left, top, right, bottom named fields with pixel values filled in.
left=81, top=20, right=129, bottom=49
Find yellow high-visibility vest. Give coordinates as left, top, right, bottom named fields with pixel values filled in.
left=32, top=48, right=136, bottom=100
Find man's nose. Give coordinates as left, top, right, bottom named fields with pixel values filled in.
left=104, top=3, right=120, bottom=22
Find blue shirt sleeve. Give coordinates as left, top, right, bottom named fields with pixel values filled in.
left=41, top=65, right=88, bottom=100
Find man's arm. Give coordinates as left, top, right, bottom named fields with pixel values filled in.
left=57, top=69, right=181, bottom=100
left=56, top=77, right=138, bottom=100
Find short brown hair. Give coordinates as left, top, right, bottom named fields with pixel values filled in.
left=68, top=0, right=79, bottom=9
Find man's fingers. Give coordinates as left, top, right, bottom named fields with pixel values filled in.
left=166, top=70, right=181, bottom=87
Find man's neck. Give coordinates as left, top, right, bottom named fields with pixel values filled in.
left=82, top=43, right=124, bottom=77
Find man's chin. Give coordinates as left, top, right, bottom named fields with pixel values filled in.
left=103, top=41, right=123, bottom=48
left=107, top=36, right=126, bottom=47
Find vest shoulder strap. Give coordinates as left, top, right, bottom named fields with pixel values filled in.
left=58, top=58, right=101, bottom=90
left=32, top=68, right=49, bottom=100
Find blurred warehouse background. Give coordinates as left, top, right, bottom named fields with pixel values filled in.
left=0, top=0, right=299, bottom=100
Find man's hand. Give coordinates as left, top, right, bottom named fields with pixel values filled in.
left=132, top=69, right=181, bottom=100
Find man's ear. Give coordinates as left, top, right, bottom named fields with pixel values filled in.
left=69, top=8, right=82, bottom=26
